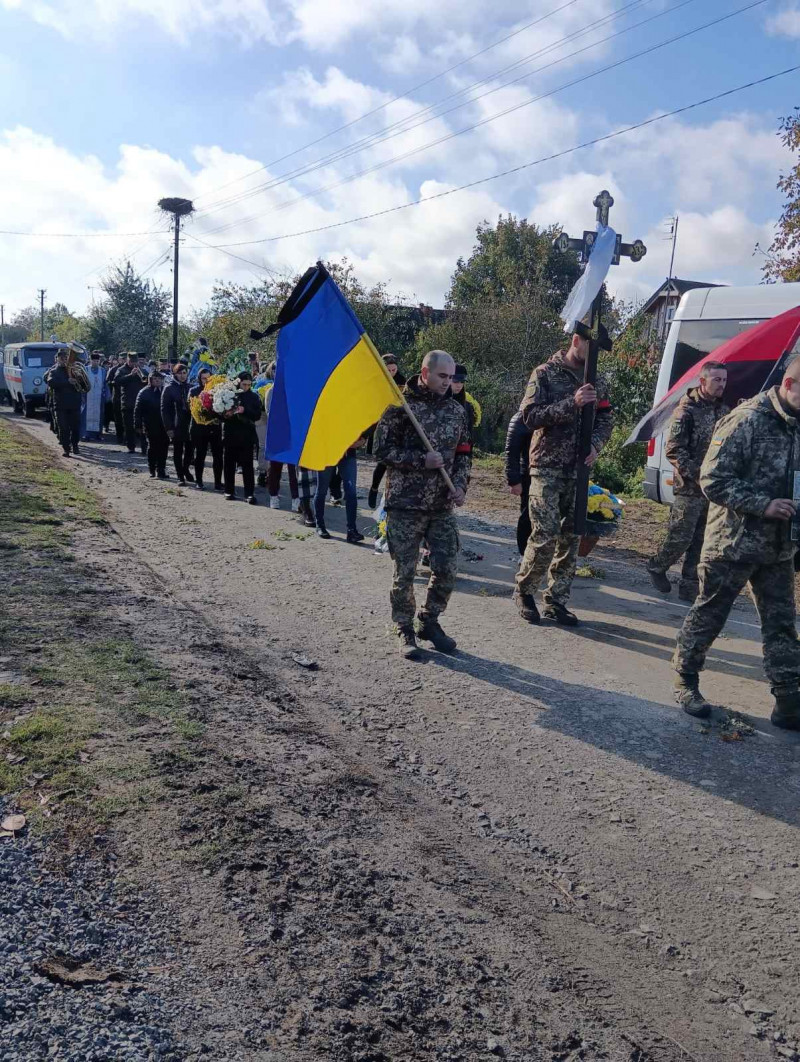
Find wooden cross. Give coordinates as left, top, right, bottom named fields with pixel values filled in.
left=552, top=190, right=646, bottom=535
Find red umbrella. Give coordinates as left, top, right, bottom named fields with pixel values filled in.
left=626, top=304, right=800, bottom=444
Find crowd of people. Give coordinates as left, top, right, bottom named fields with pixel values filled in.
left=35, top=329, right=800, bottom=733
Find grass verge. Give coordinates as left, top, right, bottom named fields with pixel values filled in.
left=0, top=418, right=204, bottom=837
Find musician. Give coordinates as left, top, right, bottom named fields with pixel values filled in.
left=47, top=348, right=89, bottom=457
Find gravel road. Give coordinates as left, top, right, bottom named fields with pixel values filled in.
left=6, top=411, right=800, bottom=1062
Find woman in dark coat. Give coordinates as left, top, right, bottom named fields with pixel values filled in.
left=189, top=367, right=224, bottom=491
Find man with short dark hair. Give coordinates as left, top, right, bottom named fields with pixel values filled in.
left=134, top=371, right=169, bottom=478
left=47, top=349, right=83, bottom=457
left=673, top=355, right=800, bottom=727
left=513, top=323, right=614, bottom=627
left=647, top=361, right=729, bottom=601
left=116, top=352, right=147, bottom=454
left=374, top=350, right=470, bottom=659
left=161, top=363, right=194, bottom=485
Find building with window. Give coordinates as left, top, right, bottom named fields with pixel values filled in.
left=640, top=278, right=720, bottom=348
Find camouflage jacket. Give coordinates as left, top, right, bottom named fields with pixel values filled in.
left=374, top=375, right=470, bottom=512
left=520, top=352, right=613, bottom=475
left=665, top=387, right=730, bottom=496
left=700, top=387, right=800, bottom=564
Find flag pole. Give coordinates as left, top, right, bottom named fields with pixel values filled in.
left=362, top=332, right=456, bottom=495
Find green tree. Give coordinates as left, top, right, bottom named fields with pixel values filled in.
left=764, top=108, right=800, bottom=283
left=87, top=262, right=171, bottom=355
left=414, top=215, right=582, bottom=448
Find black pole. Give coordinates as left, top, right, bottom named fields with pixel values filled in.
left=172, top=214, right=180, bottom=362
left=573, top=290, right=603, bottom=535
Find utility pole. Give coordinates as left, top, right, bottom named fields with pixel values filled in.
left=663, top=215, right=679, bottom=346
left=1, top=305, right=4, bottom=348
left=38, top=289, right=46, bottom=341
left=158, top=197, right=194, bottom=361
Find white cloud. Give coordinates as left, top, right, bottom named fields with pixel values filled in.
left=0, top=0, right=278, bottom=44
left=766, top=6, right=800, bottom=36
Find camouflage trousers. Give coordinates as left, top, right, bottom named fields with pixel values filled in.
left=515, top=472, right=578, bottom=606
left=649, top=494, right=708, bottom=594
left=673, top=556, right=800, bottom=690
left=386, top=509, right=459, bottom=628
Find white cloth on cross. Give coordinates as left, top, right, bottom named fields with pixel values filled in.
left=560, top=223, right=617, bottom=334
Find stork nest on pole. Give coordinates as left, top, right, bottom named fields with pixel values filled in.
left=158, top=197, right=195, bottom=217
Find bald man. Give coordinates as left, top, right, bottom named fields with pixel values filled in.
left=374, top=350, right=471, bottom=659
left=673, top=356, right=800, bottom=728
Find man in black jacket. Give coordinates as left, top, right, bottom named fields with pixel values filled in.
left=116, top=353, right=147, bottom=454
left=46, top=350, right=83, bottom=457
left=161, top=363, right=194, bottom=485
left=504, top=410, right=533, bottom=556
left=134, top=371, right=170, bottom=478
left=223, top=372, right=262, bottom=503
left=107, top=356, right=127, bottom=445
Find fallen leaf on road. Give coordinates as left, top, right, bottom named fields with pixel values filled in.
left=2, top=813, right=26, bottom=832
left=750, top=886, right=777, bottom=901
left=35, top=957, right=124, bottom=987
left=291, top=653, right=318, bottom=670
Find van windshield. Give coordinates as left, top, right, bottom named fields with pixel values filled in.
left=22, top=348, right=58, bottom=369
left=669, top=319, right=764, bottom=387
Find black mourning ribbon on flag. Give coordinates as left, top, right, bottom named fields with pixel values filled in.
left=250, top=262, right=329, bottom=341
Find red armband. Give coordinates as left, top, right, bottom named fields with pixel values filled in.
left=456, top=442, right=472, bottom=454
left=596, top=399, right=611, bottom=410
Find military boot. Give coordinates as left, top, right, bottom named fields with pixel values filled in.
left=647, top=561, right=672, bottom=594
left=397, top=626, right=421, bottom=661
left=513, top=590, right=540, bottom=625
left=673, top=672, right=712, bottom=718
left=542, top=601, right=579, bottom=627
left=678, top=581, right=699, bottom=604
left=415, top=614, right=456, bottom=654
left=771, top=688, right=800, bottom=731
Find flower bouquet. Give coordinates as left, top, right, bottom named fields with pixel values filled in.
left=579, top=483, right=624, bottom=557
left=189, top=374, right=238, bottom=426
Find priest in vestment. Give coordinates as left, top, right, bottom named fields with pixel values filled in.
left=84, top=351, right=109, bottom=441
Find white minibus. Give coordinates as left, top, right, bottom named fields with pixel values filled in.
left=644, top=283, right=800, bottom=505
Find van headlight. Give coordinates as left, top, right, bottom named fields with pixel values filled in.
left=33, top=377, right=42, bottom=386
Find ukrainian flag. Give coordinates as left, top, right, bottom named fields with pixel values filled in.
left=258, top=263, right=403, bottom=471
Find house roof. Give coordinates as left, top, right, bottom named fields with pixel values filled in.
left=640, top=278, right=722, bottom=316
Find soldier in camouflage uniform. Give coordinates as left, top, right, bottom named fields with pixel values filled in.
left=647, top=362, right=729, bottom=601
left=374, top=350, right=471, bottom=660
left=672, top=357, right=800, bottom=728
left=513, top=324, right=614, bottom=627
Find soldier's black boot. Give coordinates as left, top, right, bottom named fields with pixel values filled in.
left=770, top=687, right=800, bottom=731
left=397, top=626, right=421, bottom=660
left=673, top=672, right=712, bottom=718
left=678, top=581, right=699, bottom=604
left=513, top=590, right=540, bottom=625
left=647, top=561, right=672, bottom=594
left=542, top=600, right=579, bottom=627
left=415, top=613, right=456, bottom=654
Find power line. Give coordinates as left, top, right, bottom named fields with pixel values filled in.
left=183, top=230, right=289, bottom=277
left=195, top=0, right=661, bottom=227
left=198, top=0, right=765, bottom=238
left=192, top=0, right=585, bottom=208
left=200, top=64, right=800, bottom=250
left=0, top=227, right=165, bottom=239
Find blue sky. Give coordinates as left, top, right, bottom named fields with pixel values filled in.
left=0, top=0, right=798, bottom=318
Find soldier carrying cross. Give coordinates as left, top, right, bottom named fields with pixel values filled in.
left=513, top=190, right=646, bottom=627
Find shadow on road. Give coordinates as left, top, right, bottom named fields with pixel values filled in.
left=425, top=648, right=800, bottom=829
